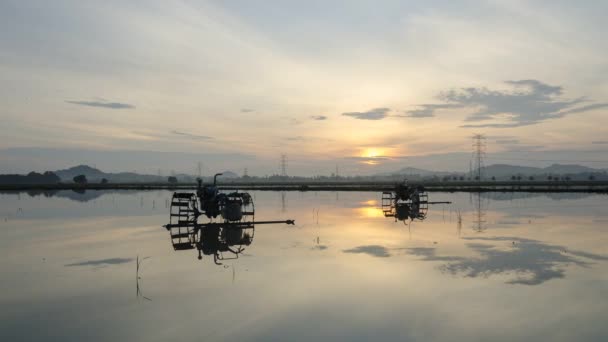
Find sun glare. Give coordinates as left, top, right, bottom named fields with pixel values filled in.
left=361, top=148, right=384, bottom=158
left=357, top=207, right=384, bottom=218
left=361, top=160, right=379, bottom=165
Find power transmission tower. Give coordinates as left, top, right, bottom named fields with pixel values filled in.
left=280, top=154, right=288, bottom=177
left=243, top=168, right=248, bottom=177
left=197, top=162, right=202, bottom=178
left=472, top=134, right=486, bottom=181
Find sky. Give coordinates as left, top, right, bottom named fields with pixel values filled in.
left=1, top=0, right=607, bottom=176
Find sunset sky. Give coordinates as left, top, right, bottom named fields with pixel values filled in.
left=1, top=0, right=607, bottom=175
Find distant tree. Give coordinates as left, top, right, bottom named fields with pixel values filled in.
left=516, top=175, right=522, bottom=181
left=491, top=176, right=496, bottom=181
left=547, top=175, right=553, bottom=181
left=73, top=174, right=88, bottom=184
left=0, top=171, right=60, bottom=185
left=511, top=175, right=516, bottom=181
left=589, top=175, right=595, bottom=181
left=167, top=176, right=178, bottom=184
left=565, top=176, right=571, bottom=181
left=529, top=176, right=534, bottom=181
left=101, top=178, right=108, bottom=184
left=459, top=176, right=464, bottom=181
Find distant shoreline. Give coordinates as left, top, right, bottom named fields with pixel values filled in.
left=1, top=181, right=607, bottom=193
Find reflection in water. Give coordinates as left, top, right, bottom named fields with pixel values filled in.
left=343, top=245, right=391, bottom=258
left=167, top=222, right=256, bottom=265
left=407, top=237, right=608, bottom=285
left=164, top=175, right=294, bottom=264
left=64, top=257, right=133, bottom=267
left=136, top=256, right=151, bottom=301
left=381, top=181, right=451, bottom=223
left=1, top=190, right=608, bottom=341
left=471, top=192, right=488, bottom=232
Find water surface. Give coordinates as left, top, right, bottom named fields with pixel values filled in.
left=1, top=190, right=607, bottom=341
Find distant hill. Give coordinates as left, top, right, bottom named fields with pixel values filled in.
left=51, top=165, right=240, bottom=183
left=218, top=170, right=239, bottom=178
left=481, top=163, right=606, bottom=179
left=376, top=167, right=455, bottom=177
left=54, top=165, right=106, bottom=180
left=53, top=165, right=189, bottom=183
left=543, top=164, right=598, bottom=174
left=381, top=163, right=607, bottom=180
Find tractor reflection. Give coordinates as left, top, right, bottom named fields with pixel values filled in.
left=167, top=222, right=255, bottom=265
left=164, top=173, right=294, bottom=264
left=382, top=180, right=451, bottom=223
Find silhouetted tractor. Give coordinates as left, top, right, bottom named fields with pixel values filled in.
left=382, top=179, right=450, bottom=222
left=164, top=173, right=294, bottom=264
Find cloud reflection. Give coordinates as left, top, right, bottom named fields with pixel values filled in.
left=407, top=237, right=608, bottom=285
left=65, top=258, right=134, bottom=267
left=343, top=245, right=390, bottom=258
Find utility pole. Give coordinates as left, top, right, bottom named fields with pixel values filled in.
left=472, top=134, right=486, bottom=181
left=197, top=162, right=202, bottom=178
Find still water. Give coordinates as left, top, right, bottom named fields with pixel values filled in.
left=0, top=190, right=607, bottom=341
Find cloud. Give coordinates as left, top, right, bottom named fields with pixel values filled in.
left=310, top=115, right=328, bottom=120
left=284, top=136, right=307, bottom=142
left=280, top=117, right=302, bottom=125
left=171, top=130, right=213, bottom=140
left=342, top=107, right=390, bottom=120
left=343, top=245, right=391, bottom=257
left=559, top=103, right=608, bottom=115
left=403, top=104, right=463, bottom=118
left=66, top=100, right=135, bottom=109
left=241, top=108, right=255, bottom=113
left=417, top=79, right=607, bottom=128
left=65, top=257, right=133, bottom=267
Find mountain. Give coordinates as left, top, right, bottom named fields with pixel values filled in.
left=543, top=164, right=598, bottom=174
left=51, top=165, right=241, bottom=183
left=54, top=165, right=178, bottom=183
left=55, top=165, right=106, bottom=180
left=376, top=167, right=455, bottom=177
left=480, top=164, right=544, bottom=178
left=218, top=170, right=239, bottom=178
left=481, top=163, right=606, bottom=179
left=380, top=163, right=607, bottom=180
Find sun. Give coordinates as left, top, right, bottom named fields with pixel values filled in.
left=361, top=148, right=384, bottom=158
